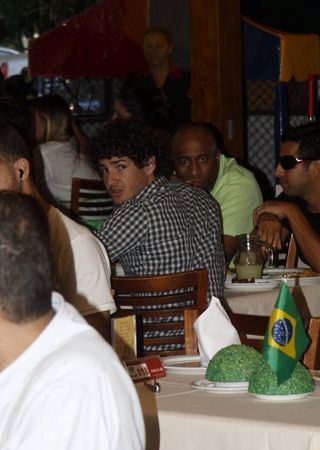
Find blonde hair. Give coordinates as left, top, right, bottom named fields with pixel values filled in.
left=31, top=94, right=75, bottom=143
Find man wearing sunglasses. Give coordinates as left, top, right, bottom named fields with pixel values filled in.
left=254, top=124, right=320, bottom=272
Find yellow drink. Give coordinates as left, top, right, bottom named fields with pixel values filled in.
left=235, top=264, right=263, bottom=280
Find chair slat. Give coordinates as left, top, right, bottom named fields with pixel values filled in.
left=71, top=177, right=113, bottom=220
left=111, top=269, right=208, bottom=357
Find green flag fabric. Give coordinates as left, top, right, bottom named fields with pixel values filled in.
left=262, top=281, right=310, bottom=384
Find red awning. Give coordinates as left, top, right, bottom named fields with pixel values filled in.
left=28, top=0, right=148, bottom=79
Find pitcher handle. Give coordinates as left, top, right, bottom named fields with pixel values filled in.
left=258, top=240, right=274, bottom=267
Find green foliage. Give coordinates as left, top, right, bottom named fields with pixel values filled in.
left=205, top=344, right=264, bottom=382
left=0, top=0, right=96, bottom=49
left=249, top=361, right=315, bottom=395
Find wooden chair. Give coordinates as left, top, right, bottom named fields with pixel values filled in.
left=111, top=268, right=208, bottom=357
left=70, top=177, right=113, bottom=224
left=228, top=311, right=320, bottom=370
left=285, top=233, right=298, bottom=268
left=274, top=233, right=298, bottom=268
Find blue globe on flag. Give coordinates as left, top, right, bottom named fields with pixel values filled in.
left=272, top=318, right=293, bottom=346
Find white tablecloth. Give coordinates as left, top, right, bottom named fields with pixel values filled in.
left=225, top=284, right=320, bottom=317
left=137, top=373, right=320, bottom=450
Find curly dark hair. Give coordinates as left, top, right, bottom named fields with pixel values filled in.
left=89, top=119, right=171, bottom=177
left=282, top=123, right=320, bottom=159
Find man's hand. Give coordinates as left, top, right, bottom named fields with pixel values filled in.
left=253, top=201, right=297, bottom=249
left=254, top=211, right=282, bottom=249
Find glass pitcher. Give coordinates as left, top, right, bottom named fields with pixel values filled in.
left=234, top=234, right=274, bottom=281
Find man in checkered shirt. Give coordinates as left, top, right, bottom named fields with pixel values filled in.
left=90, top=119, right=225, bottom=302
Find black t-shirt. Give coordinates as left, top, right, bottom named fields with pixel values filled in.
left=277, top=192, right=320, bottom=263
left=122, top=65, right=191, bottom=132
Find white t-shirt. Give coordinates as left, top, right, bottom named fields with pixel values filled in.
left=33, top=137, right=100, bottom=211
left=48, top=206, right=116, bottom=316
left=0, top=293, right=145, bottom=450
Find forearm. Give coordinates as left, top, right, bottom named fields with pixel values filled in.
left=285, top=207, right=320, bottom=271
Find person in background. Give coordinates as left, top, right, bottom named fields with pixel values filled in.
left=254, top=123, right=320, bottom=272
left=0, top=192, right=145, bottom=450
left=90, top=119, right=225, bottom=302
left=172, top=121, right=263, bottom=265
left=112, top=86, right=175, bottom=135
left=122, top=26, right=191, bottom=132
left=3, top=74, right=36, bottom=104
left=0, top=122, right=115, bottom=338
left=30, top=94, right=100, bottom=213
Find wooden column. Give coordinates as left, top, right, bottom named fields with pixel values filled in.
left=189, top=0, right=243, bottom=159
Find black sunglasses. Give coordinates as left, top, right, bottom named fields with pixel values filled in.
left=278, top=155, right=318, bottom=170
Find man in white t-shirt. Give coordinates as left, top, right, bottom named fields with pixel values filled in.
left=0, top=191, right=145, bottom=450
left=0, top=123, right=115, bottom=336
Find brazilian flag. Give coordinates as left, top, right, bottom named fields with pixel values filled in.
left=262, top=281, right=309, bottom=384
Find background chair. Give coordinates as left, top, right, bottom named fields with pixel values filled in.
left=228, top=311, right=320, bottom=370
left=274, top=233, right=298, bottom=268
left=285, top=233, right=298, bottom=268
left=111, top=268, right=208, bottom=357
left=70, top=177, right=113, bottom=229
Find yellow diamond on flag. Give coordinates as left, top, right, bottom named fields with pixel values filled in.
left=263, top=282, right=309, bottom=384
left=268, top=308, right=296, bottom=358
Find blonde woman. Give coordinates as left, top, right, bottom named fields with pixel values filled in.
left=31, top=95, right=99, bottom=213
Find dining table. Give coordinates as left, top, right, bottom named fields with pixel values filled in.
left=224, top=278, right=320, bottom=317
left=136, top=369, right=320, bottom=450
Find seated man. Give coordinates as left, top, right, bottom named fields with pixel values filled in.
left=90, top=119, right=225, bottom=301
left=172, top=122, right=263, bottom=264
left=0, top=124, right=116, bottom=336
left=254, top=124, right=320, bottom=272
left=0, top=192, right=144, bottom=449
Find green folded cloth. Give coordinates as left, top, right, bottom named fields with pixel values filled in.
left=80, top=218, right=105, bottom=231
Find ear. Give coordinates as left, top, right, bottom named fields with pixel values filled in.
left=145, top=156, right=156, bottom=176
left=12, top=158, right=30, bottom=181
left=309, top=160, right=320, bottom=177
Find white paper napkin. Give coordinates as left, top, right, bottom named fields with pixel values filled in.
left=194, top=296, right=241, bottom=367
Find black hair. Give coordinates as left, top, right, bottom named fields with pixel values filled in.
left=0, top=192, right=52, bottom=323
left=89, top=119, right=171, bottom=177
left=0, top=123, right=31, bottom=162
left=0, top=101, right=33, bottom=151
left=173, top=121, right=226, bottom=152
left=282, top=123, right=320, bottom=159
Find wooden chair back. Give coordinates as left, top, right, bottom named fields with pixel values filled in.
left=274, top=233, right=298, bottom=268
left=285, top=234, right=298, bottom=269
left=228, top=311, right=320, bottom=370
left=111, top=268, right=208, bottom=357
left=70, top=177, right=113, bottom=221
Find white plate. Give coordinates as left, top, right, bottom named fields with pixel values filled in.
left=283, top=276, right=320, bottom=287
left=215, top=381, right=249, bottom=388
left=250, top=392, right=310, bottom=401
left=162, top=355, right=206, bottom=375
left=310, top=370, right=320, bottom=384
left=263, top=268, right=304, bottom=276
left=224, top=279, right=280, bottom=291
left=191, top=379, right=248, bottom=392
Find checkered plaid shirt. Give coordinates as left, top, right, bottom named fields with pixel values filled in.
left=96, top=177, right=225, bottom=301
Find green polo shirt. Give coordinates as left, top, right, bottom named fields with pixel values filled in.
left=211, top=154, right=263, bottom=237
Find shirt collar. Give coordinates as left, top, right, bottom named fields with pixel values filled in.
left=134, top=176, right=167, bottom=202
